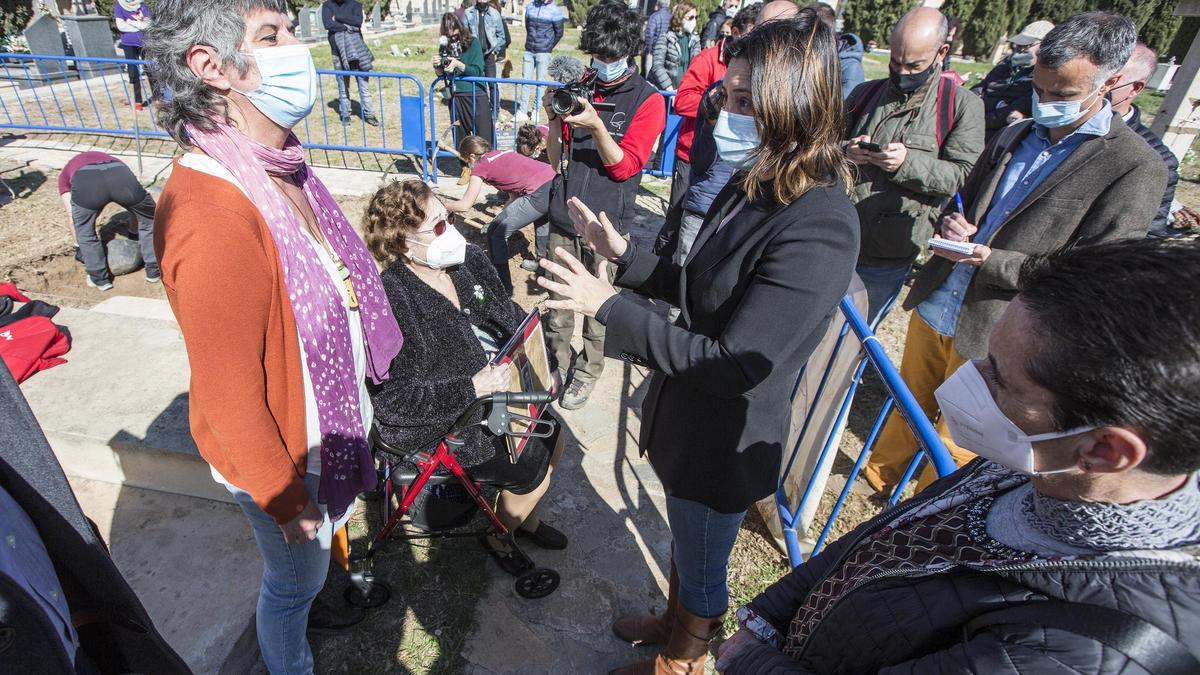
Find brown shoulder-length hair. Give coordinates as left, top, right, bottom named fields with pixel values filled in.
left=670, top=2, right=697, bottom=33
left=363, top=179, right=435, bottom=264
left=440, top=12, right=472, bottom=51
left=725, top=11, right=852, bottom=205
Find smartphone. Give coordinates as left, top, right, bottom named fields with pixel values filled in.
left=857, top=140, right=884, bottom=153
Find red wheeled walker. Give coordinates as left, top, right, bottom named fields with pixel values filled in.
left=345, top=391, right=560, bottom=607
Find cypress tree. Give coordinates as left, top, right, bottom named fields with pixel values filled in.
left=842, top=0, right=915, bottom=46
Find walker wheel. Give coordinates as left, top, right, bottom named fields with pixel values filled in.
left=514, top=567, right=560, bottom=599
left=345, top=579, right=392, bottom=608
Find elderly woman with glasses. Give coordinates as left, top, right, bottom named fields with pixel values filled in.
left=362, top=179, right=567, bottom=573
left=145, top=2, right=403, bottom=671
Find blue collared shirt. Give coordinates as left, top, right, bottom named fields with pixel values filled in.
left=917, top=103, right=1113, bottom=337
left=0, top=483, right=78, bottom=663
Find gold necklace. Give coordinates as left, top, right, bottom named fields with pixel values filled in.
left=278, top=181, right=360, bottom=312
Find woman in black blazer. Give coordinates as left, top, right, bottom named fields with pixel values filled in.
left=538, top=15, right=860, bottom=674
left=363, top=179, right=566, bottom=574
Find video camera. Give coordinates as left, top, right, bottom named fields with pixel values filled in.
left=546, top=56, right=617, bottom=118
left=437, top=36, right=461, bottom=71
left=551, top=68, right=600, bottom=117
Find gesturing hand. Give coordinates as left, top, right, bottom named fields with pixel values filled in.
left=538, top=248, right=618, bottom=318
left=567, top=197, right=628, bottom=261
left=278, top=499, right=323, bottom=544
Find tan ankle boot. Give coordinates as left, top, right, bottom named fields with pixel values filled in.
left=608, top=605, right=723, bottom=675
left=612, top=562, right=678, bottom=646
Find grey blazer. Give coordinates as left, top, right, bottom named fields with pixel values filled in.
left=905, top=114, right=1167, bottom=360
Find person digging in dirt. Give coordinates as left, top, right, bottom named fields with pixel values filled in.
left=58, top=152, right=159, bottom=291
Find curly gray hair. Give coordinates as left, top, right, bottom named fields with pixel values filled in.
left=143, top=0, right=290, bottom=147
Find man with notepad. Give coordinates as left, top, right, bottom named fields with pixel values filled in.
left=863, top=11, right=1167, bottom=495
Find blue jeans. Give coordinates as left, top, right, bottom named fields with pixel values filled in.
left=337, top=74, right=376, bottom=119
left=227, top=473, right=352, bottom=675
left=855, top=263, right=911, bottom=328
left=519, top=51, right=552, bottom=118
left=487, top=181, right=551, bottom=293
left=666, top=495, right=747, bottom=618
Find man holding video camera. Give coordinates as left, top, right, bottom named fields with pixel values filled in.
left=541, top=1, right=666, bottom=410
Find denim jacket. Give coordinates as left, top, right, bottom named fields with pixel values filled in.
left=463, top=4, right=508, bottom=55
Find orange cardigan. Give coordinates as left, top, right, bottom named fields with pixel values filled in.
left=154, top=159, right=309, bottom=524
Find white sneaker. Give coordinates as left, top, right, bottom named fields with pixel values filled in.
left=514, top=111, right=530, bottom=124
left=86, top=277, right=113, bottom=291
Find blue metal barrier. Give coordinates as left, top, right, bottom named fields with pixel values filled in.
left=0, top=53, right=167, bottom=141
left=1, top=54, right=679, bottom=185
left=777, top=297, right=957, bottom=567
left=301, top=67, right=428, bottom=178
left=0, top=54, right=429, bottom=177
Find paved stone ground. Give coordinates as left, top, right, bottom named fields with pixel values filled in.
left=457, top=196, right=679, bottom=674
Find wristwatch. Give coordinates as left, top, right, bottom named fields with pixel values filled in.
left=735, top=606, right=782, bottom=649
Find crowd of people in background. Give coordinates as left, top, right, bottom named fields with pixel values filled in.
left=18, top=0, right=1200, bottom=673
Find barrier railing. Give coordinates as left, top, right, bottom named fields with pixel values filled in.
left=777, top=297, right=956, bottom=567
left=0, top=54, right=429, bottom=177
left=0, top=53, right=167, bottom=141
left=301, top=67, right=428, bottom=178
left=1, top=54, right=680, bottom=184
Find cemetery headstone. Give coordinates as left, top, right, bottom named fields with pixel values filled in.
left=370, top=2, right=383, bottom=30
left=307, top=8, right=327, bottom=39
left=22, top=14, right=69, bottom=83
left=299, top=7, right=313, bottom=40
left=61, top=15, right=117, bottom=79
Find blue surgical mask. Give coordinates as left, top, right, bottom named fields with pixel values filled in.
left=1031, top=88, right=1100, bottom=129
left=1010, top=51, right=1034, bottom=69
left=713, top=110, right=759, bottom=170
left=591, top=56, right=628, bottom=83
left=233, top=44, right=318, bottom=129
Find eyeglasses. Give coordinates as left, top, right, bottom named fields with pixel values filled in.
left=415, top=213, right=450, bottom=236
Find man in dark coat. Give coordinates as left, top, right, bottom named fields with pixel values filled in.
left=1109, top=41, right=1180, bottom=236
left=700, top=0, right=740, bottom=48
left=972, top=20, right=1053, bottom=142
left=0, top=360, right=188, bottom=673
left=322, top=0, right=380, bottom=125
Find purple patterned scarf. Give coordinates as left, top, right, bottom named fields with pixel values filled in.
left=186, top=121, right=402, bottom=520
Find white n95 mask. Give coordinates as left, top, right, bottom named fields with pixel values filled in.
left=934, top=361, right=1094, bottom=476
left=409, top=224, right=467, bottom=269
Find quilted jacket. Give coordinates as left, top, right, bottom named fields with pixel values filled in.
left=726, top=460, right=1200, bottom=674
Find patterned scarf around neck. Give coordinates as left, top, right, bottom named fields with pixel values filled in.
left=185, top=121, right=403, bottom=520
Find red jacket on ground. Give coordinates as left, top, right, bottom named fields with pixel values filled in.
left=674, top=42, right=727, bottom=162
left=0, top=317, right=69, bottom=383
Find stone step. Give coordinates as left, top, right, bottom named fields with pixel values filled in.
left=18, top=297, right=264, bottom=673
left=19, top=296, right=232, bottom=503
left=68, top=477, right=260, bottom=675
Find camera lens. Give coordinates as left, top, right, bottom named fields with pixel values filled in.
left=551, top=89, right=579, bottom=117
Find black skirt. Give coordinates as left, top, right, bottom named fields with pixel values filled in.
left=467, top=411, right=560, bottom=495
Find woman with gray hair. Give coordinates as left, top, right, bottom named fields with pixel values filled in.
left=144, top=2, right=402, bottom=672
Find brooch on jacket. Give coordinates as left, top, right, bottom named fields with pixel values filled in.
left=473, top=284, right=486, bottom=304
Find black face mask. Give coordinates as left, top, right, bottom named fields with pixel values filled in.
left=889, top=61, right=936, bottom=95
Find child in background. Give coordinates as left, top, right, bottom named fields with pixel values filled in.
left=444, top=128, right=554, bottom=293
